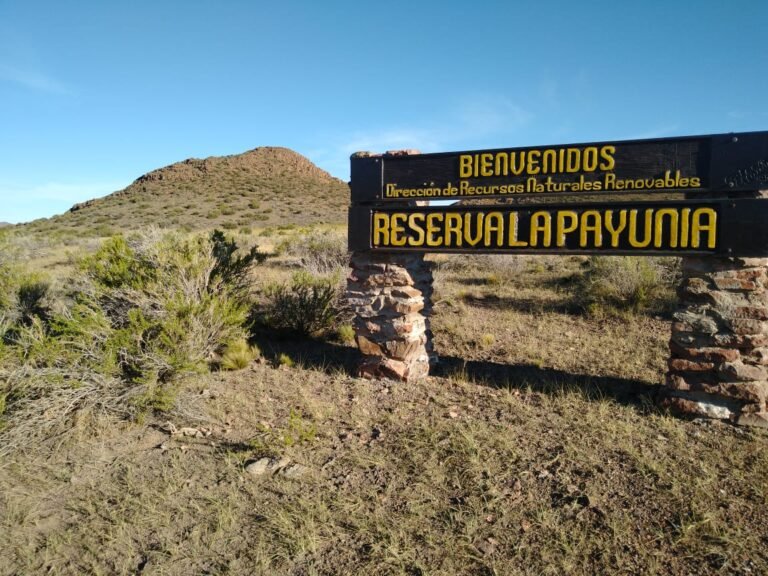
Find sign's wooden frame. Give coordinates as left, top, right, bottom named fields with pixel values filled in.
left=348, top=131, right=768, bottom=257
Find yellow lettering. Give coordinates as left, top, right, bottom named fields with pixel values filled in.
left=527, top=150, right=541, bottom=175
left=372, top=213, right=390, bottom=246
left=444, top=213, right=463, bottom=246
left=484, top=212, right=504, bottom=247
left=508, top=212, right=528, bottom=246
left=390, top=213, right=407, bottom=247
left=583, top=147, right=598, bottom=171
left=480, top=153, right=493, bottom=177
left=464, top=213, right=484, bottom=246
left=580, top=210, right=603, bottom=247
left=459, top=155, right=473, bottom=178
left=628, top=209, right=653, bottom=248
left=509, top=152, right=525, bottom=175
left=530, top=211, right=552, bottom=247
left=408, top=213, right=425, bottom=246
left=542, top=149, right=558, bottom=174
left=556, top=210, right=578, bottom=246
left=680, top=208, right=691, bottom=248
left=604, top=210, right=627, bottom=247
left=566, top=148, right=581, bottom=172
left=654, top=208, right=679, bottom=248
left=494, top=153, right=508, bottom=176
left=426, top=213, right=443, bottom=247
left=599, top=146, right=616, bottom=170
left=691, top=208, right=717, bottom=249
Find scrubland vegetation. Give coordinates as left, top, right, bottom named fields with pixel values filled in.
left=1, top=223, right=766, bottom=576
left=19, top=147, right=349, bottom=237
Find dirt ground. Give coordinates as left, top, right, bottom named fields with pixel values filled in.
left=2, top=254, right=767, bottom=575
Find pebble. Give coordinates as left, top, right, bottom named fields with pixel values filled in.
left=245, top=458, right=272, bottom=476
left=280, top=463, right=309, bottom=479
left=245, top=457, right=308, bottom=479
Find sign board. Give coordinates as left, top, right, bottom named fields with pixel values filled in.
left=348, top=199, right=768, bottom=257
left=350, top=131, right=768, bottom=202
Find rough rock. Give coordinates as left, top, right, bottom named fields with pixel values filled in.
left=665, top=240, right=768, bottom=426
left=245, top=458, right=272, bottom=476
left=347, top=251, right=434, bottom=382
left=245, top=456, right=293, bottom=477
left=279, top=463, right=309, bottom=479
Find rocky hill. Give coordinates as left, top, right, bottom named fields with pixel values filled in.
left=23, top=147, right=349, bottom=236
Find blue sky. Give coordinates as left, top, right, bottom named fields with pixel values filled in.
left=1, top=0, right=766, bottom=223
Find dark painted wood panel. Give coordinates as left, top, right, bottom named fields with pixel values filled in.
left=351, top=131, right=768, bottom=203
left=349, top=198, right=768, bottom=257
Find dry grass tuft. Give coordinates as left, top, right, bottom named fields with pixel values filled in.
left=220, top=339, right=261, bottom=371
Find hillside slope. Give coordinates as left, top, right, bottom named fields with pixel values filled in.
left=24, top=147, right=349, bottom=236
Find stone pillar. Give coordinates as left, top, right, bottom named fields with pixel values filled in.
left=663, top=254, right=768, bottom=427
left=346, top=252, right=434, bottom=382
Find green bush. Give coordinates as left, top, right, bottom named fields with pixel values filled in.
left=336, top=324, right=356, bottom=344
left=0, top=228, right=272, bottom=452
left=16, top=277, right=52, bottom=327
left=0, top=232, right=19, bottom=311
left=219, top=338, right=260, bottom=371
left=209, top=229, right=267, bottom=300
left=1, top=273, right=54, bottom=355
left=48, top=294, right=118, bottom=374
left=80, top=229, right=266, bottom=385
left=80, top=236, right=156, bottom=289
left=261, top=271, right=344, bottom=336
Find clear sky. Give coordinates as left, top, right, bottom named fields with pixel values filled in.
left=1, top=0, right=766, bottom=223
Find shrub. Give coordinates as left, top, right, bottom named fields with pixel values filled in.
left=220, top=338, right=260, bottom=371
left=285, top=230, right=349, bottom=275
left=209, top=229, right=267, bottom=300
left=0, top=228, right=271, bottom=453
left=261, top=271, right=345, bottom=336
left=16, top=277, right=52, bottom=327
left=0, top=276, right=13, bottom=316
left=576, top=256, right=677, bottom=316
left=80, top=235, right=156, bottom=289
left=84, top=230, right=264, bottom=384
left=479, top=333, right=496, bottom=348
left=48, top=293, right=118, bottom=374
left=336, top=324, right=356, bottom=344
left=0, top=232, right=20, bottom=311
left=431, top=254, right=523, bottom=289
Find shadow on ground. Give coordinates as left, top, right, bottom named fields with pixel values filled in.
left=455, top=293, right=581, bottom=315
left=250, top=330, right=359, bottom=374
left=250, top=331, right=660, bottom=412
left=433, top=355, right=660, bottom=409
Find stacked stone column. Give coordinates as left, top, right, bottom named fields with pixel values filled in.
left=346, top=252, right=434, bottom=382
left=664, top=254, right=768, bottom=427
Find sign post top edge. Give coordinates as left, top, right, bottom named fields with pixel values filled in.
left=350, top=130, right=768, bottom=162
left=349, top=129, right=768, bottom=202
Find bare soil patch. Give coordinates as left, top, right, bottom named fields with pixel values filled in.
left=2, top=254, right=767, bottom=575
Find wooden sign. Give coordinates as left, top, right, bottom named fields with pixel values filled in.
left=348, top=198, right=768, bottom=257
left=350, top=131, right=768, bottom=202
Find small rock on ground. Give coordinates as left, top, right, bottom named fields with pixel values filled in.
left=245, top=457, right=308, bottom=479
